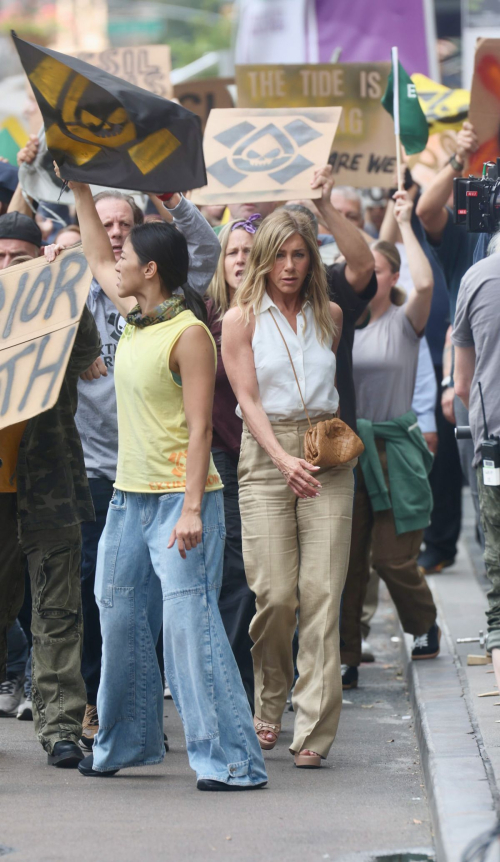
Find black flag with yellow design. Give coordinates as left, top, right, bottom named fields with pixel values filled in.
left=12, top=33, right=207, bottom=193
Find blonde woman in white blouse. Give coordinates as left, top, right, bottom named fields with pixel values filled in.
left=222, top=203, right=356, bottom=770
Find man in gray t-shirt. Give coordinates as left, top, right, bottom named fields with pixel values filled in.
left=453, top=249, right=500, bottom=666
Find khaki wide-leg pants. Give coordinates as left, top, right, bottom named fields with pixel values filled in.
left=238, top=418, right=355, bottom=758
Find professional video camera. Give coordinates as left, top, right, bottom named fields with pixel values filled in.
left=453, top=159, right=500, bottom=233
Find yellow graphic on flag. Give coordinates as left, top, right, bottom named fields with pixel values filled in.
left=412, top=74, right=470, bottom=136
left=28, top=55, right=180, bottom=175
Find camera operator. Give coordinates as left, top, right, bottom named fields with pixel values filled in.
left=453, top=239, right=500, bottom=689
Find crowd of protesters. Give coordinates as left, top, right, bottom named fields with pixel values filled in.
left=0, top=116, right=499, bottom=789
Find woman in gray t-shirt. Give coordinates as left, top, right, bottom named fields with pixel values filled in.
left=341, top=191, right=439, bottom=689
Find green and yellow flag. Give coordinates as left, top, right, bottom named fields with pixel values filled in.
left=381, top=51, right=429, bottom=155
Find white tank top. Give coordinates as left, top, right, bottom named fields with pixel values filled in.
left=236, top=291, right=339, bottom=421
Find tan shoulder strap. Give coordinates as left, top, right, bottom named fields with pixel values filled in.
left=268, top=308, right=313, bottom=430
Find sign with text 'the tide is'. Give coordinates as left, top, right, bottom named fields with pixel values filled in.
left=236, top=63, right=397, bottom=187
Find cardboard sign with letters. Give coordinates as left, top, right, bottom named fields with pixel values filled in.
left=75, top=45, right=172, bottom=99
left=0, top=248, right=91, bottom=430
left=191, top=107, right=342, bottom=205
left=174, top=78, right=235, bottom=131
left=236, top=64, right=397, bottom=188
left=468, top=39, right=500, bottom=176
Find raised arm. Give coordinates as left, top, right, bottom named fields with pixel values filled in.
left=169, top=195, right=221, bottom=296
left=222, top=308, right=321, bottom=499
left=415, top=121, right=478, bottom=242
left=311, top=166, right=374, bottom=293
left=394, top=191, right=434, bottom=335
left=379, top=166, right=419, bottom=244
left=67, top=179, right=131, bottom=314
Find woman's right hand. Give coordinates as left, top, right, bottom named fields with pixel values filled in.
left=52, top=160, right=88, bottom=193
left=275, top=453, right=321, bottom=498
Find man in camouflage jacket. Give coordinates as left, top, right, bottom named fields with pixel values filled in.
left=0, top=297, right=100, bottom=765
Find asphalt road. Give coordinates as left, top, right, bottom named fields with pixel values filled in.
left=0, top=584, right=433, bottom=862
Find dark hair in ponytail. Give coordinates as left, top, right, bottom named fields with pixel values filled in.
left=128, top=221, right=207, bottom=323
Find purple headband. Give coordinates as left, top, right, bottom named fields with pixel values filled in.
left=231, top=213, right=261, bottom=234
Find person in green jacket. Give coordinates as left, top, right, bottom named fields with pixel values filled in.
left=341, top=190, right=440, bottom=690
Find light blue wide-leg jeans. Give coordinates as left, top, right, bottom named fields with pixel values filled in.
left=93, top=489, right=267, bottom=787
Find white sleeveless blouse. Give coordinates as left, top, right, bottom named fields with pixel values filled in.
left=236, top=292, right=339, bottom=421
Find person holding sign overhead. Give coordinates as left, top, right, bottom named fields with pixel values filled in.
left=54, top=164, right=267, bottom=791
left=0, top=215, right=102, bottom=768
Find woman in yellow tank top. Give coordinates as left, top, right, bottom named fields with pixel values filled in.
left=58, top=169, right=267, bottom=791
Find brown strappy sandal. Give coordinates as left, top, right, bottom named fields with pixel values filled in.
left=294, top=750, right=322, bottom=768
left=253, top=717, right=281, bottom=750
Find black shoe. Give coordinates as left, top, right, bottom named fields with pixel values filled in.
left=164, top=733, right=169, bottom=753
left=78, top=753, right=119, bottom=777
left=341, top=664, right=358, bottom=690
left=412, top=624, right=441, bottom=660
left=197, top=778, right=267, bottom=791
left=47, top=741, right=85, bottom=769
left=417, top=547, right=455, bottom=575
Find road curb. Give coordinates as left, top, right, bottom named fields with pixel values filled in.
left=402, top=596, right=498, bottom=862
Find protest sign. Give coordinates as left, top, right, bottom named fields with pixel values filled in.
left=13, top=34, right=206, bottom=194
left=173, top=78, right=235, bottom=131
left=236, top=63, right=396, bottom=188
left=191, top=107, right=342, bottom=205
left=74, top=45, right=173, bottom=99
left=0, top=248, right=91, bottom=430
left=468, top=39, right=500, bottom=175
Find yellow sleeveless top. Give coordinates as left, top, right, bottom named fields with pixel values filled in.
left=114, top=310, right=222, bottom=494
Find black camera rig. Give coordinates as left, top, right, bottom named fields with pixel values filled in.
left=453, top=159, right=500, bottom=233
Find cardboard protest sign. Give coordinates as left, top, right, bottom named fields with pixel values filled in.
left=468, top=39, right=500, bottom=175
left=75, top=46, right=173, bottom=99
left=236, top=64, right=396, bottom=188
left=174, top=78, right=235, bottom=131
left=13, top=33, right=206, bottom=194
left=191, top=107, right=342, bottom=205
left=0, top=248, right=91, bottom=430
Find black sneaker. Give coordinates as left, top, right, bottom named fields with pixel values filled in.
left=412, top=624, right=441, bottom=660
left=417, top=547, right=455, bottom=575
left=341, top=665, right=358, bottom=689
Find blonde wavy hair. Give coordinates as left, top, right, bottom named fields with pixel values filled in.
left=208, top=218, right=262, bottom=317
left=236, top=208, right=335, bottom=344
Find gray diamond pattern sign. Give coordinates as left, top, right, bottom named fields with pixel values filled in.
left=191, top=107, right=342, bottom=205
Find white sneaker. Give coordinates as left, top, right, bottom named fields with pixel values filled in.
left=361, top=639, right=375, bottom=663
left=17, top=696, right=33, bottom=721
left=0, top=674, right=24, bottom=716
left=164, top=684, right=172, bottom=699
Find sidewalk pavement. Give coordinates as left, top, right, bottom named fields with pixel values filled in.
left=404, top=492, right=500, bottom=862
left=0, top=584, right=432, bottom=862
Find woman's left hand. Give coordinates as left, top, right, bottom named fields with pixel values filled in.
left=168, top=511, right=203, bottom=559
left=393, top=190, right=413, bottom=224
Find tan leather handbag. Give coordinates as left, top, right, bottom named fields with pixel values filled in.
left=268, top=310, right=364, bottom=468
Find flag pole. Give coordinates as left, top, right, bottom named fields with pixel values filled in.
left=392, top=45, right=403, bottom=192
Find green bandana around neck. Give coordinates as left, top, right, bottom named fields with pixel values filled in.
left=126, top=295, right=187, bottom=328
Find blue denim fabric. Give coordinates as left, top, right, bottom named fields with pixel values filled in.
left=93, top=489, right=267, bottom=786
left=6, top=619, right=28, bottom=677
